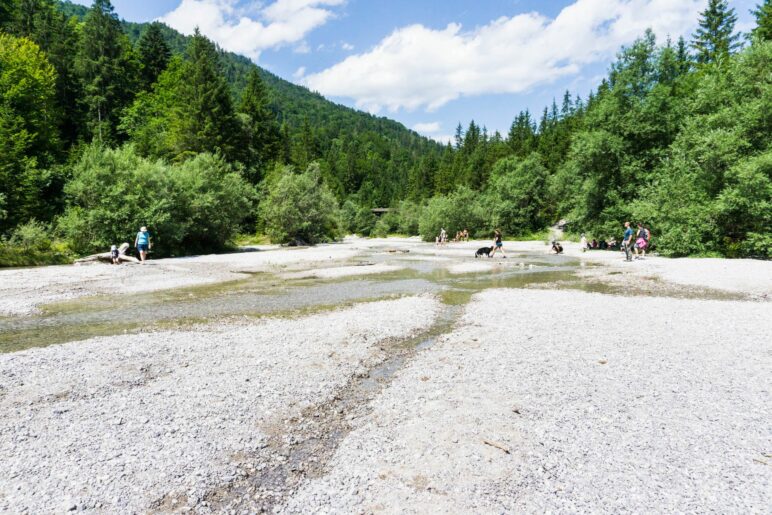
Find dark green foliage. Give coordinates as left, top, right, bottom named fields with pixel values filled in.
left=1, top=0, right=769, bottom=260
left=122, top=32, right=242, bottom=162
left=0, top=220, right=74, bottom=266
left=237, top=69, right=282, bottom=182
left=487, top=155, right=549, bottom=235
left=259, top=164, right=341, bottom=244
left=58, top=145, right=255, bottom=255
left=752, top=0, right=772, bottom=41
left=0, top=0, right=13, bottom=27
left=418, top=187, right=488, bottom=242
left=692, top=0, right=741, bottom=64
left=0, top=33, right=60, bottom=231
left=137, top=22, right=170, bottom=90
left=76, top=0, right=136, bottom=143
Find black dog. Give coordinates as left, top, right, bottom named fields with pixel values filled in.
left=475, top=246, right=493, bottom=258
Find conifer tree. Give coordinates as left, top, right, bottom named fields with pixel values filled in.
left=676, top=36, right=692, bottom=74
left=76, top=0, right=136, bottom=142
left=138, top=22, right=170, bottom=90
left=174, top=29, right=240, bottom=159
left=238, top=68, right=281, bottom=181
left=692, top=0, right=740, bottom=64
left=751, top=0, right=772, bottom=41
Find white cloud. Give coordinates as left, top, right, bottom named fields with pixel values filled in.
left=293, top=66, right=306, bottom=79
left=294, top=40, right=311, bottom=53
left=341, top=42, right=354, bottom=51
left=158, top=0, right=345, bottom=60
left=304, top=0, right=704, bottom=113
left=413, top=122, right=441, bottom=133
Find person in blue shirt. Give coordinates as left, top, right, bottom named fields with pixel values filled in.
left=622, top=221, right=633, bottom=262
left=134, top=226, right=152, bottom=263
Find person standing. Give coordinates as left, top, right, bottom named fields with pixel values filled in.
left=490, top=229, right=506, bottom=258
left=134, top=226, right=152, bottom=263
left=634, top=223, right=648, bottom=259
left=622, top=221, right=633, bottom=262
left=580, top=233, right=588, bottom=252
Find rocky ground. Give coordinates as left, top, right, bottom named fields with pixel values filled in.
left=0, top=237, right=770, bottom=513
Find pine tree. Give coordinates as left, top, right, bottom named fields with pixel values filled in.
left=138, top=22, right=170, bottom=90
left=561, top=90, right=573, bottom=119
left=238, top=69, right=280, bottom=179
left=174, top=29, right=240, bottom=159
left=454, top=123, right=464, bottom=149
left=676, top=36, right=692, bottom=75
left=692, top=0, right=740, bottom=64
left=76, top=0, right=136, bottom=142
left=751, top=0, right=772, bottom=41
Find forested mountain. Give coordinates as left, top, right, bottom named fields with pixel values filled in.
left=56, top=0, right=441, bottom=203
left=0, top=0, right=770, bottom=264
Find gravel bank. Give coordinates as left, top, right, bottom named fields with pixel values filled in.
left=0, top=244, right=358, bottom=316
left=0, top=296, right=441, bottom=513
left=284, top=289, right=771, bottom=513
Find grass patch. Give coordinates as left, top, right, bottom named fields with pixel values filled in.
left=233, top=233, right=272, bottom=246
left=0, top=241, right=75, bottom=267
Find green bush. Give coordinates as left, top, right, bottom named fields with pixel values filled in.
left=58, top=145, right=255, bottom=256
left=340, top=200, right=359, bottom=234
left=395, top=200, right=422, bottom=235
left=259, top=163, right=341, bottom=244
left=486, top=154, right=549, bottom=236
left=418, top=187, right=489, bottom=241
left=353, top=206, right=376, bottom=236
left=0, top=220, right=74, bottom=267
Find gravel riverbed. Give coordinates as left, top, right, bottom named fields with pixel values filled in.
left=0, top=296, right=441, bottom=513
left=1, top=238, right=770, bottom=513
left=283, top=289, right=771, bottom=513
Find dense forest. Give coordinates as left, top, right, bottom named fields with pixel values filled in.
left=0, top=0, right=770, bottom=265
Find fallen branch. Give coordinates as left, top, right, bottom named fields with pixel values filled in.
left=482, top=439, right=511, bottom=454
left=75, top=242, right=139, bottom=264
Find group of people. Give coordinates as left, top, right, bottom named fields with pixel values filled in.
left=580, top=235, right=617, bottom=251
left=109, top=226, right=152, bottom=264
left=436, top=228, right=469, bottom=246
left=622, top=222, right=651, bottom=261
left=578, top=222, right=651, bottom=261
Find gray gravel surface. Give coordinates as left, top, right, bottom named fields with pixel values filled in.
left=283, top=289, right=771, bottom=513
left=0, top=296, right=440, bottom=513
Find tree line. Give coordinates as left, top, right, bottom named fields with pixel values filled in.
left=0, top=0, right=770, bottom=264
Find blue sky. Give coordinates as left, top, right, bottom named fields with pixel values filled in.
left=75, top=0, right=759, bottom=141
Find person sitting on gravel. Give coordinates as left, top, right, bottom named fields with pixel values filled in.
left=551, top=241, right=564, bottom=254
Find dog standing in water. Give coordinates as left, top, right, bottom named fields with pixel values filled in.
left=475, top=246, right=493, bottom=258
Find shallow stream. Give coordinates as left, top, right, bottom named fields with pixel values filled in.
left=0, top=244, right=746, bottom=353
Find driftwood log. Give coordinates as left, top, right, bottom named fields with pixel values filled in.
left=75, top=242, right=140, bottom=264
